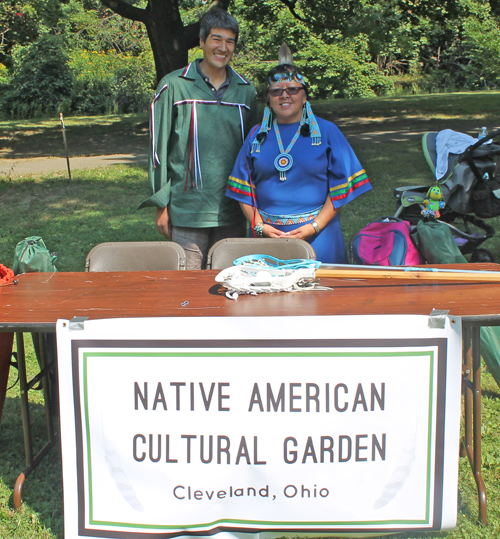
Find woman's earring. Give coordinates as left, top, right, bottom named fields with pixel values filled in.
left=251, top=106, right=272, bottom=153
left=300, top=103, right=307, bottom=125
left=305, top=102, right=321, bottom=145
left=262, top=106, right=272, bottom=131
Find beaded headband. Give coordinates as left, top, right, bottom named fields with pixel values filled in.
left=268, top=69, right=306, bottom=87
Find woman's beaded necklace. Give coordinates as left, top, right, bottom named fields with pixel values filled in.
left=273, top=119, right=303, bottom=181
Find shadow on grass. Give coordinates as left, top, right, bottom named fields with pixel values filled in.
left=482, top=388, right=500, bottom=399
left=315, top=92, right=500, bottom=122
left=337, top=116, right=500, bottom=141
left=0, top=397, right=63, bottom=538
left=0, top=113, right=149, bottom=160
left=2, top=92, right=500, bottom=160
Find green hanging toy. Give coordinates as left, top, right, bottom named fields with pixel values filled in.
left=421, top=185, right=446, bottom=218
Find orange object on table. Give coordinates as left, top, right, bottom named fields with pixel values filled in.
left=0, top=264, right=14, bottom=283
left=0, top=264, right=14, bottom=422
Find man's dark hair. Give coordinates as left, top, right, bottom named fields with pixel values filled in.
left=199, top=8, right=239, bottom=44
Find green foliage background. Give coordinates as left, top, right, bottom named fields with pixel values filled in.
left=0, top=0, right=155, bottom=118
left=1, top=0, right=500, bottom=118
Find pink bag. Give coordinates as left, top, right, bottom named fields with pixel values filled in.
left=350, top=218, right=422, bottom=266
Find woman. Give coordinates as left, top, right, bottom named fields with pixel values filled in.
left=225, top=60, right=372, bottom=263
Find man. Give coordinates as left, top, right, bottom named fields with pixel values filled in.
left=140, top=8, right=258, bottom=269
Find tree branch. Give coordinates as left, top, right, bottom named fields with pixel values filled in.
left=278, top=0, right=307, bottom=22
left=100, top=0, right=148, bottom=24
left=209, top=0, right=231, bottom=11
left=184, top=21, right=201, bottom=49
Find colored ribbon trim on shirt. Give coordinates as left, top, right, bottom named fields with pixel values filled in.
left=150, top=95, right=250, bottom=184
left=329, top=170, right=370, bottom=201
left=227, top=176, right=253, bottom=199
left=150, top=83, right=169, bottom=167
left=173, top=99, right=250, bottom=189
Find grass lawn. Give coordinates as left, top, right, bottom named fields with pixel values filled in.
left=1, top=91, right=500, bottom=538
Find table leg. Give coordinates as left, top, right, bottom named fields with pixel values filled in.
left=0, top=332, right=14, bottom=424
left=35, top=333, right=57, bottom=440
left=16, top=333, right=33, bottom=464
left=462, top=325, right=487, bottom=524
left=13, top=332, right=59, bottom=510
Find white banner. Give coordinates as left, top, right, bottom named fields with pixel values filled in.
left=56, top=315, right=462, bottom=539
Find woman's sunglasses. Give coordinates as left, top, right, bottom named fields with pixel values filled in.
left=269, top=87, right=304, bottom=97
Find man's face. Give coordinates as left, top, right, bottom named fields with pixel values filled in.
left=200, top=28, right=236, bottom=72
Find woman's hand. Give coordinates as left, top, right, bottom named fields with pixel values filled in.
left=262, top=223, right=288, bottom=238
left=283, top=196, right=338, bottom=240
left=283, top=223, right=317, bottom=240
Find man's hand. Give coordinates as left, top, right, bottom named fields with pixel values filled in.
left=155, top=207, right=172, bottom=239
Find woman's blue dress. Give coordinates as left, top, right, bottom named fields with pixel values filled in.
left=226, top=116, right=372, bottom=263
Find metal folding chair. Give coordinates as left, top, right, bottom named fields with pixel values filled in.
left=85, top=241, right=187, bottom=271
left=205, top=237, right=316, bottom=270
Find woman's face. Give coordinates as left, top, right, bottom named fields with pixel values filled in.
left=268, top=81, right=307, bottom=124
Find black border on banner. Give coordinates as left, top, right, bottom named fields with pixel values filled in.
left=70, top=337, right=448, bottom=539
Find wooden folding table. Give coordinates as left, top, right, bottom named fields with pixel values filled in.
left=0, top=264, right=498, bottom=523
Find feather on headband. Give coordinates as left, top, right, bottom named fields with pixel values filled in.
left=267, top=43, right=306, bottom=86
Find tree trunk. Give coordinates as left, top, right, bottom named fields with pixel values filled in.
left=144, top=0, right=194, bottom=83
left=100, top=0, right=231, bottom=84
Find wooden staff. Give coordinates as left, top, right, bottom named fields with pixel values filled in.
left=59, top=113, right=72, bottom=181
left=315, top=267, right=500, bottom=282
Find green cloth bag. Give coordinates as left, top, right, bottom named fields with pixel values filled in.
left=12, top=236, right=58, bottom=275
left=411, top=220, right=467, bottom=264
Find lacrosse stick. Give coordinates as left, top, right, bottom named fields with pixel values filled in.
left=216, top=255, right=500, bottom=297
left=233, top=254, right=500, bottom=276
left=218, top=255, right=326, bottom=297
left=215, top=265, right=330, bottom=297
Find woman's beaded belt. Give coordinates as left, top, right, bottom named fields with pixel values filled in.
left=259, top=206, right=322, bottom=226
